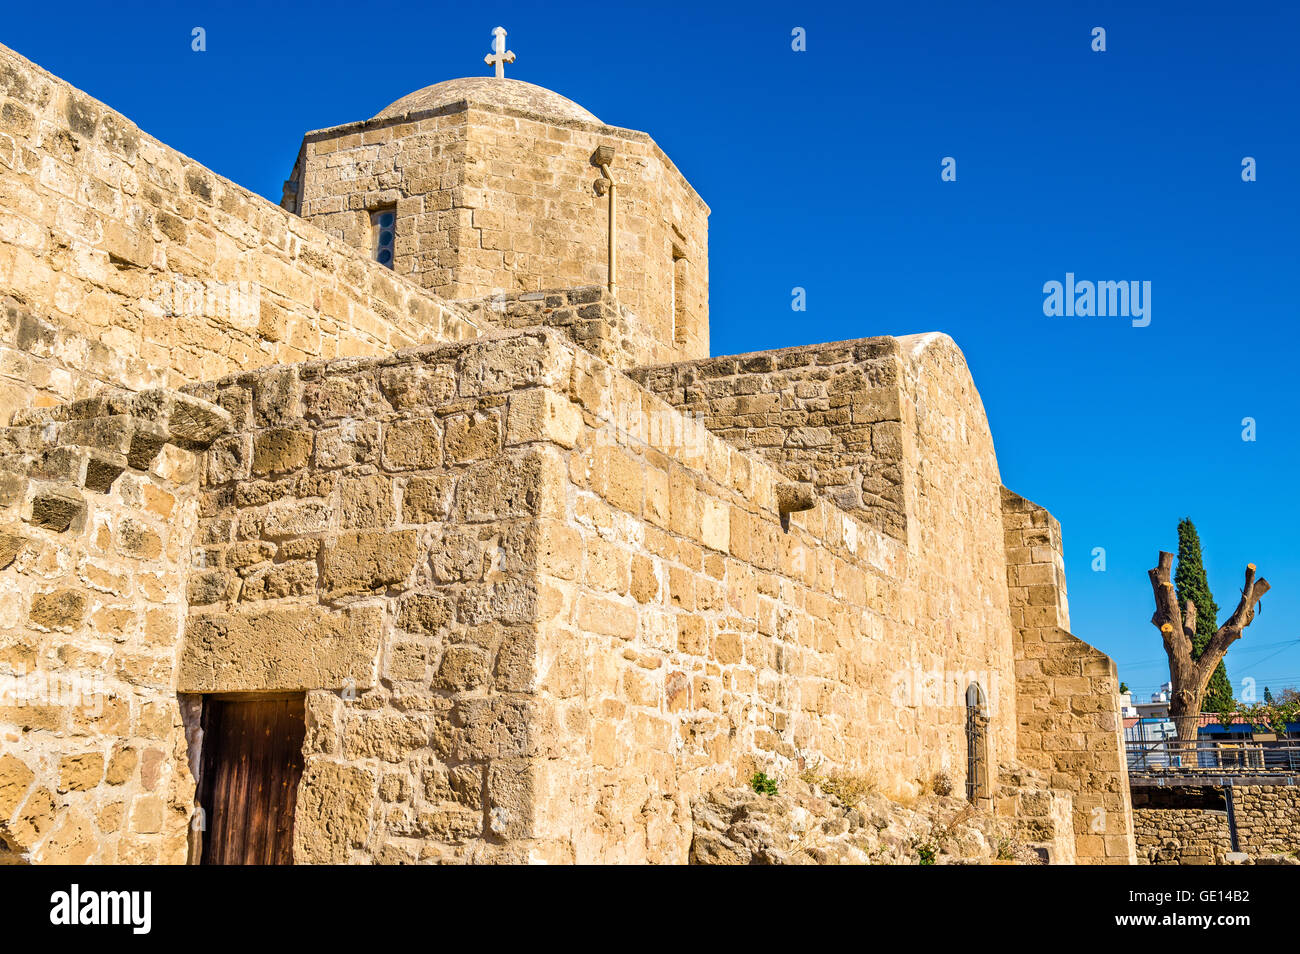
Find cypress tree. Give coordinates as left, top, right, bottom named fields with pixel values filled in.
left=1174, top=518, right=1234, bottom=712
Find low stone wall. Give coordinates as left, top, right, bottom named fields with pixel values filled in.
left=1235, top=785, right=1300, bottom=855
left=1135, top=785, right=1300, bottom=864
left=0, top=42, right=484, bottom=424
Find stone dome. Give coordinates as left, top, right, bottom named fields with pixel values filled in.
left=374, top=77, right=601, bottom=124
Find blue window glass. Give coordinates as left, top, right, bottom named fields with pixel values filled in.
left=371, top=207, right=397, bottom=269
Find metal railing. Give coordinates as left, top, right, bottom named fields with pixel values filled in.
left=1127, top=738, right=1300, bottom=775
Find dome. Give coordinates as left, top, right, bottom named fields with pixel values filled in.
left=374, top=77, right=601, bottom=125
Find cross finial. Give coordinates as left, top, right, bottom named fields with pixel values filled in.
left=485, top=26, right=515, bottom=79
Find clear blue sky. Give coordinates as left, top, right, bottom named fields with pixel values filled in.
left=5, top=0, right=1298, bottom=700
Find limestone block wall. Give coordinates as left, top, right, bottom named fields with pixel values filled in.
left=633, top=333, right=1018, bottom=778
left=456, top=285, right=655, bottom=371
left=1132, top=787, right=1232, bottom=864
left=895, top=334, right=1017, bottom=774
left=178, top=329, right=579, bottom=864
left=630, top=337, right=907, bottom=538
left=1234, top=785, right=1300, bottom=855
left=1003, top=487, right=1136, bottom=864
left=1134, top=786, right=1300, bottom=864
left=0, top=42, right=484, bottom=425
left=0, top=388, right=228, bottom=863
left=162, top=327, right=1028, bottom=864
left=994, top=764, right=1076, bottom=864
left=174, top=327, right=918, bottom=864
left=1133, top=808, right=1232, bottom=864
left=530, top=334, right=1022, bottom=862
left=534, top=345, right=898, bottom=861
left=290, top=98, right=709, bottom=365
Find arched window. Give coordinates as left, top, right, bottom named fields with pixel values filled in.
left=965, top=682, right=990, bottom=803
left=671, top=247, right=688, bottom=346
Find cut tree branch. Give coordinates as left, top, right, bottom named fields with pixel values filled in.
left=1148, top=551, right=1272, bottom=742
left=1148, top=551, right=1191, bottom=658
left=1198, top=563, right=1270, bottom=682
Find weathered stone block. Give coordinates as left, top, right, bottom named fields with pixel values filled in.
left=29, top=588, right=87, bottom=630
left=395, top=592, right=452, bottom=634
left=323, top=529, right=420, bottom=595
left=179, top=604, right=383, bottom=692
left=57, top=752, right=104, bottom=792
left=401, top=474, right=453, bottom=523
left=444, top=410, right=502, bottom=463
left=434, top=645, right=491, bottom=691
left=294, top=760, right=377, bottom=864
left=339, top=475, right=395, bottom=529
left=252, top=428, right=314, bottom=475
left=164, top=392, right=232, bottom=448
left=382, top=419, right=442, bottom=471
left=83, top=450, right=127, bottom=492
left=28, top=488, right=86, bottom=531
left=0, top=529, right=28, bottom=569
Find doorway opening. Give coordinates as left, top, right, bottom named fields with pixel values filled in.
left=196, top=694, right=306, bottom=865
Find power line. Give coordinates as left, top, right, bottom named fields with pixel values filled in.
left=1113, top=638, right=1300, bottom=669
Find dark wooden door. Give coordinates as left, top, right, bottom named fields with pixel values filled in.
left=198, top=696, right=306, bottom=865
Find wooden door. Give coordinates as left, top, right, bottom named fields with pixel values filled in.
left=198, top=695, right=306, bottom=865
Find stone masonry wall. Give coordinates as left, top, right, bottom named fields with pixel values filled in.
left=995, top=762, right=1077, bottom=864
left=528, top=333, right=1021, bottom=862
left=0, top=388, right=229, bottom=863
left=533, top=341, right=901, bottom=861
left=178, top=329, right=578, bottom=863
left=1134, top=808, right=1232, bottom=865
left=894, top=333, right=1018, bottom=778
left=630, top=337, right=907, bottom=539
left=1235, top=785, right=1300, bottom=856
left=633, top=333, right=1019, bottom=781
left=162, top=327, right=1030, bottom=864
left=292, top=97, right=709, bottom=365
left=1134, top=785, right=1300, bottom=864
left=456, top=285, right=649, bottom=371
left=1003, top=487, right=1136, bottom=864
left=0, top=42, right=484, bottom=424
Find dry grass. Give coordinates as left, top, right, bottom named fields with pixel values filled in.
left=802, top=770, right=879, bottom=808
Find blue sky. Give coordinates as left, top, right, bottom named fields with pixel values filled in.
left=5, top=0, right=1298, bottom=699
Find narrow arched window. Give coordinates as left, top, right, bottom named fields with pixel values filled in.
left=966, top=682, right=990, bottom=803
left=671, top=247, right=688, bottom=346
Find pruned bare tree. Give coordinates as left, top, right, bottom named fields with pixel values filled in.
left=1148, top=551, right=1270, bottom=743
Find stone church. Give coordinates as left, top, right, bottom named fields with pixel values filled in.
left=0, top=32, right=1135, bottom=864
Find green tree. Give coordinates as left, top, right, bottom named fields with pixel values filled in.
left=1265, top=686, right=1274, bottom=704
left=1174, top=519, right=1234, bottom=712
